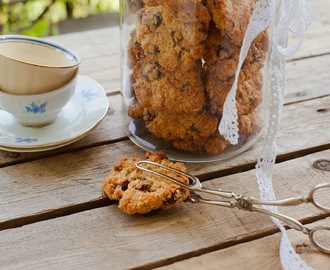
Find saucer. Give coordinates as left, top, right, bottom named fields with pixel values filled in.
left=0, top=75, right=108, bottom=152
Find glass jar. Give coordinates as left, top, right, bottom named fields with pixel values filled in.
left=120, top=0, right=271, bottom=162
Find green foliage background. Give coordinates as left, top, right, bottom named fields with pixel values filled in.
left=0, top=0, right=119, bottom=37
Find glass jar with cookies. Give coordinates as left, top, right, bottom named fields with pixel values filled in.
left=120, top=0, right=272, bottom=162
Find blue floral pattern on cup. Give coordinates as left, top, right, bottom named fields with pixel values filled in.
left=25, top=101, right=47, bottom=114
left=81, top=89, right=98, bottom=101
left=16, top=137, right=38, bottom=143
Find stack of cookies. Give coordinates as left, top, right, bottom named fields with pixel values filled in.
left=126, top=0, right=268, bottom=155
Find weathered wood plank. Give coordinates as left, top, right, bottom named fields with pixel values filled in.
left=285, top=54, right=330, bottom=104
left=1, top=150, right=329, bottom=269
left=156, top=218, right=330, bottom=270
left=0, top=134, right=329, bottom=226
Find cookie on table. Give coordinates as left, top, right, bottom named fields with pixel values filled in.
left=144, top=110, right=219, bottom=152
left=102, top=151, right=190, bottom=215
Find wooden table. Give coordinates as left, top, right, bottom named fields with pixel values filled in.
left=1, top=1, right=329, bottom=269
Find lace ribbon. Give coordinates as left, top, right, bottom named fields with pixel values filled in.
left=219, top=0, right=274, bottom=144
left=219, top=0, right=312, bottom=269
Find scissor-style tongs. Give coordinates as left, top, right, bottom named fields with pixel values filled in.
left=136, top=160, right=330, bottom=254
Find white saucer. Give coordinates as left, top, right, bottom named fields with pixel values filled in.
left=0, top=75, right=108, bottom=152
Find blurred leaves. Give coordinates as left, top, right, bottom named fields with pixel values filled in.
left=0, top=0, right=119, bottom=37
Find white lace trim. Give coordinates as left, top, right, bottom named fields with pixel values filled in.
left=219, top=0, right=274, bottom=144
left=219, top=0, right=312, bottom=269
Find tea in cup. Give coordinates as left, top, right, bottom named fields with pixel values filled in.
left=0, top=35, right=80, bottom=95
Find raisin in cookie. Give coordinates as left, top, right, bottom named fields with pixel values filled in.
left=102, top=152, right=190, bottom=215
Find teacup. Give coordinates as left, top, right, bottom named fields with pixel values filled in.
left=0, top=35, right=80, bottom=95
left=0, top=72, right=78, bottom=127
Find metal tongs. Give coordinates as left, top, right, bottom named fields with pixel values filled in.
left=136, top=160, right=330, bottom=254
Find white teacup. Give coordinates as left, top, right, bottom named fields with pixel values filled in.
left=0, top=35, right=80, bottom=95
left=0, top=73, right=77, bottom=127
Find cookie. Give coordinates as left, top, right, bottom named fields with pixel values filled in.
left=102, top=151, right=190, bottom=215
left=144, top=111, right=219, bottom=152
left=135, top=4, right=210, bottom=71
left=132, top=60, right=206, bottom=114
left=205, top=65, right=263, bottom=116
left=204, top=23, right=266, bottom=117
left=127, top=29, right=144, bottom=69
left=204, top=131, right=229, bottom=155
left=204, top=23, right=268, bottom=79
left=206, top=0, right=257, bottom=46
left=128, top=100, right=145, bottom=119
left=142, top=0, right=205, bottom=7
left=238, top=109, right=263, bottom=136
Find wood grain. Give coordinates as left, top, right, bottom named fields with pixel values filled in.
left=1, top=149, right=329, bottom=269
left=285, top=54, right=330, bottom=104
left=288, top=0, right=330, bottom=60
left=0, top=96, right=329, bottom=224
left=156, top=218, right=330, bottom=270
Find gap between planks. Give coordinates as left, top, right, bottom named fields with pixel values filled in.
left=0, top=198, right=112, bottom=231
